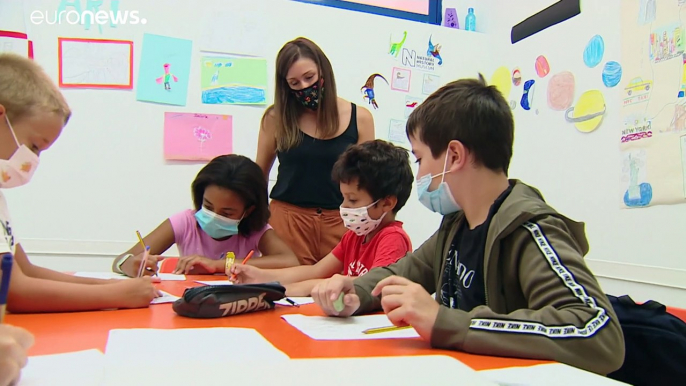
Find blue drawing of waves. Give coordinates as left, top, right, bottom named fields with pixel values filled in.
left=202, top=86, right=266, bottom=105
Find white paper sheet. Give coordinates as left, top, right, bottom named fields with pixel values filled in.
left=479, top=363, right=630, bottom=386
left=102, top=355, right=496, bottom=386
left=196, top=280, right=233, bottom=285
left=105, top=328, right=289, bottom=368
left=281, top=314, right=420, bottom=340
left=274, top=297, right=315, bottom=306
left=151, top=290, right=179, bottom=304
left=59, top=39, right=132, bottom=87
left=74, top=272, right=185, bottom=281
left=19, top=349, right=104, bottom=386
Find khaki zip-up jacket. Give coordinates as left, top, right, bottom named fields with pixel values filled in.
left=353, top=180, right=625, bottom=375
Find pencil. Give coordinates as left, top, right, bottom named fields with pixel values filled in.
left=229, top=250, right=254, bottom=281
left=362, top=325, right=413, bottom=334
left=137, top=246, right=150, bottom=278
left=136, top=231, right=157, bottom=276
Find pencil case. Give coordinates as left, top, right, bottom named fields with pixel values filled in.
left=172, top=282, right=286, bottom=318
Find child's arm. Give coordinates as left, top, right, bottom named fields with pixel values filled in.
left=245, top=229, right=298, bottom=269
left=285, top=279, right=326, bottom=297
left=13, top=244, right=110, bottom=285
left=114, top=220, right=174, bottom=277
left=230, top=254, right=342, bottom=285
left=7, top=259, right=160, bottom=313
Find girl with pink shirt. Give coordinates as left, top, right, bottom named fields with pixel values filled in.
left=113, top=155, right=298, bottom=277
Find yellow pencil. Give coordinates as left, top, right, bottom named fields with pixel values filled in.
left=225, top=252, right=235, bottom=272
left=362, top=325, right=413, bottom=334
left=135, top=230, right=146, bottom=249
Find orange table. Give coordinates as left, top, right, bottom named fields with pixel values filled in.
left=5, top=276, right=546, bottom=371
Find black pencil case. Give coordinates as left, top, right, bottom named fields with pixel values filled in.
left=172, top=282, right=286, bottom=318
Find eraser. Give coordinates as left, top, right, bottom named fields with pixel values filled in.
left=333, top=292, right=345, bottom=312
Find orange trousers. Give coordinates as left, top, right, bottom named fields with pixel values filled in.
left=269, top=199, right=347, bottom=265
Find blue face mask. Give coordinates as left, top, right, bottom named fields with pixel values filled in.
left=194, top=207, right=242, bottom=239
left=416, top=152, right=461, bottom=215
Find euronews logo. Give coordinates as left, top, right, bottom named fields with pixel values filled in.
left=30, top=9, right=147, bottom=26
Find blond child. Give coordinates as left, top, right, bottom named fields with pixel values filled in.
left=0, top=53, right=159, bottom=313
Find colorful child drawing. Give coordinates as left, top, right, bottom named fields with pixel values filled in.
left=156, top=63, right=178, bottom=91
left=389, top=31, right=407, bottom=57
left=427, top=35, right=443, bottom=65
left=622, top=151, right=653, bottom=208
left=361, top=73, right=389, bottom=109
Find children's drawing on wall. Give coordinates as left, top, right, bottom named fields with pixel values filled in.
left=57, top=37, right=133, bottom=89
left=678, top=54, right=686, bottom=97
left=520, top=79, right=537, bottom=113
left=490, top=66, right=512, bottom=99
left=388, top=119, right=408, bottom=145
left=623, top=76, right=652, bottom=106
left=667, top=102, right=686, bottom=132
left=427, top=35, right=443, bottom=65
left=535, top=55, right=550, bottom=77
left=584, top=35, right=605, bottom=68
left=389, top=31, right=407, bottom=57
left=547, top=71, right=575, bottom=111
left=391, top=67, right=411, bottom=92
left=156, top=64, right=178, bottom=91
left=422, top=74, right=440, bottom=95
left=649, top=23, right=684, bottom=63
left=602, top=61, right=623, bottom=87
left=361, top=73, right=389, bottom=109
left=621, top=113, right=652, bottom=143
left=200, top=56, right=268, bottom=105
left=681, top=134, right=686, bottom=198
left=136, top=34, right=192, bottom=106
left=565, top=89, right=606, bottom=133
left=164, top=112, right=233, bottom=161
left=512, top=68, right=522, bottom=86
left=638, top=0, right=656, bottom=25
left=404, top=96, right=423, bottom=118
left=621, top=149, right=653, bottom=208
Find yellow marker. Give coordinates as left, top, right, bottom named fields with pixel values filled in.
left=225, top=252, right=235, bottom=273
left=362, top=325, right=413, bottom=335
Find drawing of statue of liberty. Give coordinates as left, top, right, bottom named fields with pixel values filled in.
left=623, top=152, right=653, bottom=207
left=156, top=63, right=178, bottom=91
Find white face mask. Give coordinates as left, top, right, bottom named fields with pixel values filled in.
left=339, top=200, right=387, bottom=236
left=0, top=115, right=40, bottom=189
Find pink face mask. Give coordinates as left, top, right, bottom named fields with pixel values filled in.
left=339, top=200, right=387, bottom=236
left=0, top=115, right=39, bottom=189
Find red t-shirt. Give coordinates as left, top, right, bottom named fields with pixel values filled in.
left=331, top=221, right=412, bottom=277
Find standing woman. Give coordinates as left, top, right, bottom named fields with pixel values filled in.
left=256, top=37, right=375, bottom=265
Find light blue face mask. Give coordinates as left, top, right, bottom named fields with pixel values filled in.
left=194, top=207, right=242, bottom=239
left=416, top=152, right=461, bottom=215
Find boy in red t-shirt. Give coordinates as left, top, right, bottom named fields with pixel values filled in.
left=229, top=140, right=414, bottom=296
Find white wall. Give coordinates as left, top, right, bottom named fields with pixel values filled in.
left=5, top=0, right=686, bottom=308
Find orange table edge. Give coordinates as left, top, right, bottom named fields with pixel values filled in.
left=5, top=276, right=548, bottom=371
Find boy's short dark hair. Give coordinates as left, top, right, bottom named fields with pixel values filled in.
left=191, top=155, right=270, bottom=237
left=406, top=74, right=514, bottom=175
left=332, top=140, right=413, bottom=213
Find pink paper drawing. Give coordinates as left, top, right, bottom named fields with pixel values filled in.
left=164, top=112, right=233, bottom=161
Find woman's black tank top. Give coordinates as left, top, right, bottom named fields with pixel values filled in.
left=270, top=103, right=359, bottom=209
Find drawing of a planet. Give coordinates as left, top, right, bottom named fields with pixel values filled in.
left=584, top=35, right=605, bottom=68
left=602, top=61, right=623, bottom=87
left=520, top=79, right=536, bottom=111
left=564, top=90, right=606, bottom=133
left=512, top=68, right=522, bottom=86
left=535, top=55, right=550, bottom=77
left=547, top=71, right=575, bottom=111
left=490, top=66, right=512, bottom=98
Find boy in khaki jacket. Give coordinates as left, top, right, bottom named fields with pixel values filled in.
left=312, top=75, right=625, bottom=375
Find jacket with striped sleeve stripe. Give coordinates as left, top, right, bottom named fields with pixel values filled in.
left=352, top=180, right=625, bottom=375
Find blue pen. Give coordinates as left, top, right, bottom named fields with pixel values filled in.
left=0, top=253, right=13, bottom=323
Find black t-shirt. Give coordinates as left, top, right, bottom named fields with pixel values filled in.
left=440, top=185, right=513, bottom=311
